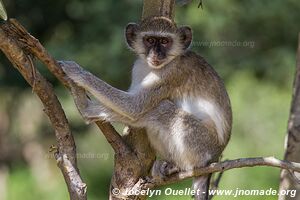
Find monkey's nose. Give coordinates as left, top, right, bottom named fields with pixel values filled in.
left=157, top=54, right=165, bottom=60
left=152, top=52, right=165, bottom=61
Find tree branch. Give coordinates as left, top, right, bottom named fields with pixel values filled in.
left=0, top=19, right=155, bottom=200
left=142, top=0, right=175, bottom=20
left=279, top=33, right=300, bottom=200
left=131, top=157, right=300, bottom=191
left=0, top=0, right=7, bottom=20
left=0, top=24, right=86, bottom=200
left=1, top=19, right=130, bottom=154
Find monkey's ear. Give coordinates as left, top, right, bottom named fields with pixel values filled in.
left=125, top=23, right=139, bottom=49
left=178, top=26, right=192, bottom=49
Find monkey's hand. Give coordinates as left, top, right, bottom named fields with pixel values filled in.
left=58, top=61, right=107, bottom=123
left=59, top=60, right=89, bottom=88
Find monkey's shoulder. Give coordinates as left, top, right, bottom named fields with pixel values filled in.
left=179, top=51, right=223, bottom=82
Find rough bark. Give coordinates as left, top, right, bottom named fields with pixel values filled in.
left=0, top=22, right=87, bottom=200
left=279, top=33, right=300, bottom=200
left=0, top=0, right=7, bottom=20
left=109, top=128, right=155, bottom=200
left=109, top=1, right=178, bottom=199
left=142, top=0, right=175, bottom=20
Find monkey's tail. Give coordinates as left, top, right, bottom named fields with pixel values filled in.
left=193, top=174, right=211, bottom=200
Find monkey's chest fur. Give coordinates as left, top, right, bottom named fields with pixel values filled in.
left=129, top=61, right=227, bottom=170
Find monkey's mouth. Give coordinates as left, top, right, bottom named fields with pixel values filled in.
left=149, top=59, right=164, bottom=67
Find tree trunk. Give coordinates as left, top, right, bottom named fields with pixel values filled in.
left=278, top=33, right=300, bottom=200
left=108, top=1, right=176, bottom=199
left=142, top=0, right=175, bottom=20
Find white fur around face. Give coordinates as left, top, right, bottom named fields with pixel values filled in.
left=176, top=98, right=226, bottom=144
left=128, top=59, right=160, bottom=93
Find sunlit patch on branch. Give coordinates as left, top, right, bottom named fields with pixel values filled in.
left=0, top=0, right=7, bottom=21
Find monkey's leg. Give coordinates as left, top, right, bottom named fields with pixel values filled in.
left=142, top=100, right=216, bottom=200
left=68, top=81, right=135, bottom=124
left=193, top=175, right=211, bottom=200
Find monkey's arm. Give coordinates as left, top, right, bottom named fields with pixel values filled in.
left=60, top=61, right=170, bottom=121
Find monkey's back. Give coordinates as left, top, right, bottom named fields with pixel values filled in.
left=171, top=51, right=232, bottom=147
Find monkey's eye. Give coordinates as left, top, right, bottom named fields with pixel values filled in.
left=161, top=38, right=169, bottom=44
left=146, top=38, right=155, bottom=44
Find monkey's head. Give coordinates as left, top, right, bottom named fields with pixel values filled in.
left=125, top=17, right=192, bottom=69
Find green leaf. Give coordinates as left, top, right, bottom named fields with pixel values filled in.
left=0, top=0, right=7, bottom=20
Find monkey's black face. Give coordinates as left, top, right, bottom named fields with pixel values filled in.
left=143, top=36, right=173, bottom=68
left=125, top=22, right=193, bottom=69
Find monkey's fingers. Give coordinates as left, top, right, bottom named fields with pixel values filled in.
left=58, top=60, right=87, bottom=87
left=58, top=61, right=83, bottom=77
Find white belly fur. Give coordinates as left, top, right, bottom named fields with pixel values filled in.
left=176, top=97, right=226, bottom=144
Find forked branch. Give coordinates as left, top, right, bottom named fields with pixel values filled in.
left=1, top=19, right=130, bottom=154
left=0, top=23, right=87, bottom=200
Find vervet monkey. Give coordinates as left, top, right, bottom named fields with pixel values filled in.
left=61, top=16, right=232, bottom=200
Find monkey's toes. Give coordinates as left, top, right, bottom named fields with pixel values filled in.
left=160, top=161, right=180, bottom=176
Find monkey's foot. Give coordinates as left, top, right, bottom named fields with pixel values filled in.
left=151, top=160, right=180, bottom=179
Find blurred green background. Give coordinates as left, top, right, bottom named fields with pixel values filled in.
left=0, top=0, right=299, bottom=200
